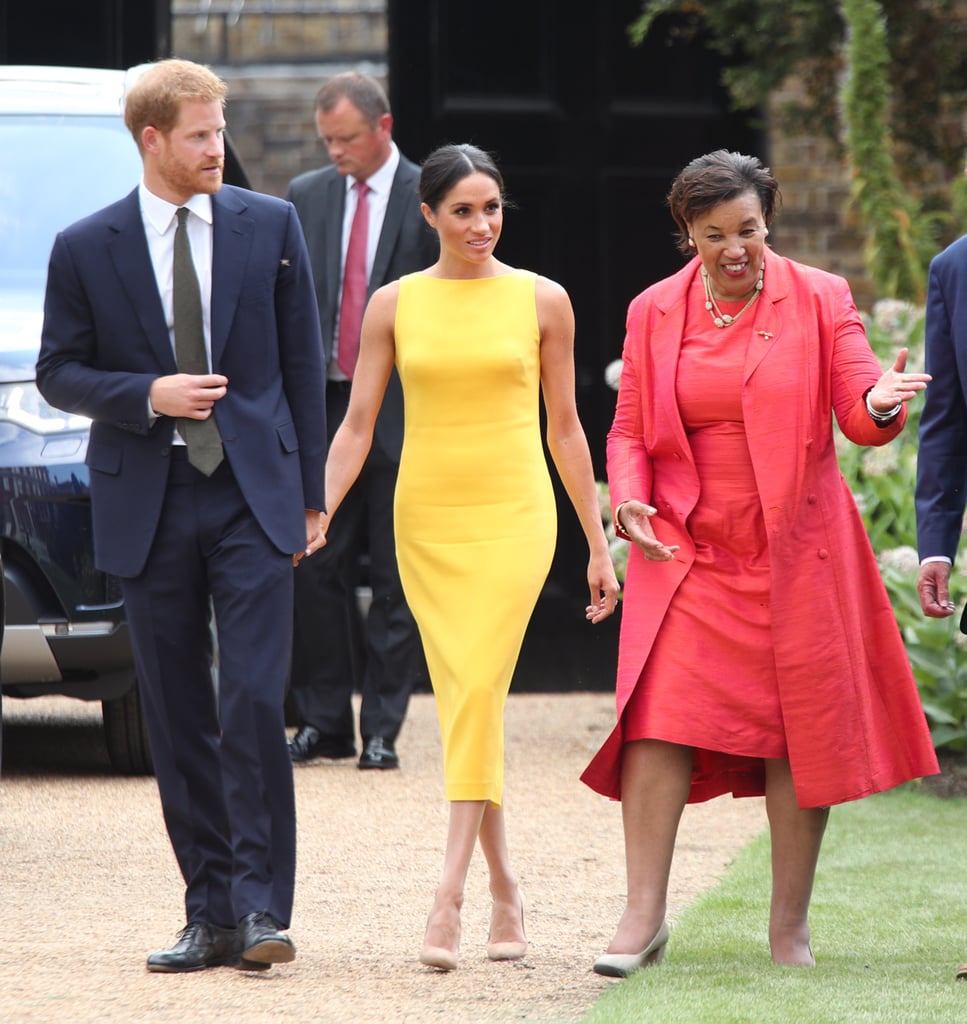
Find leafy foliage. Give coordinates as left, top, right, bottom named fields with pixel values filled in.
left=628, top=0, right=967, bottom=299
left=629, top=0, right=967, bottom=178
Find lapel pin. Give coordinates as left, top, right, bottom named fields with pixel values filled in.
left=280, top=258, right=291, bottom=267
left=757, top=330, right=774, bottom=340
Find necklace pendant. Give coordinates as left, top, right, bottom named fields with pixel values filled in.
left=713, top=316, right=725, bottom=328
left=721, top=313, right=734, bottom=325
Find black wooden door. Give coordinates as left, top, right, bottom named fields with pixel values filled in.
left=388, top=1, right=762, bottom=689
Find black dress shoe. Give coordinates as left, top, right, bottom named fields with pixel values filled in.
left=358, top=736, right=400, bottom=770
left=237, top=911, right=296, bottom=966
left=146, top=921, right=237, bottom=973
left=288, top=725, right=356, bottom=762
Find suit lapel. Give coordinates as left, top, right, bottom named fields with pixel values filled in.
left=210, top=188, right=253, bottom=365
left=370, top=165, right=415, bottom=294
left=649, top=263, right=694, bottom=461
left=743, top=251, right=787, bottom=383
left=107, top=191, right=175, bottom=372
left=325, top=174, right=346, bottom=312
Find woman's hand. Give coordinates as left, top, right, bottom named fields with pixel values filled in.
left=617, top=499, right=680, bottom=562
left=867, top=348, right=931, bottom=414
left=294, top=510, right=329, bottom=566
left=585, top=551, right=621, bottom=623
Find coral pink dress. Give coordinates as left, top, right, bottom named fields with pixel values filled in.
left=581, top=253, right=938, bottom=809
left=620, top=282, right=782, bottom=799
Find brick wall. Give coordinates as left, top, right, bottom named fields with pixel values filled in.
left=767, top=80, right=875, bottom=308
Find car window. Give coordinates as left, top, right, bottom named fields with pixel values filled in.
left=0, top=114, right=142, bottom=292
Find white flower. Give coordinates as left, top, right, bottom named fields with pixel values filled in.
left=878, top=545, right=920, bottom=574
left=871, top=299, right=924, bottom=345
left=604, top=359, right=624, bottom=391
left=861, top=444, right=900, bottom=477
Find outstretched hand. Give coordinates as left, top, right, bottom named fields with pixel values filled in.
left=617, top=499, right=679, bottom=562
left=866, top=348, right=930, bottom=414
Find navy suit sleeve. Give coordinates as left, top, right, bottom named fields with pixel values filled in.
left=275, top=201, right=328, bottom=511
left=37, top=230, right=157, bottom=434
left=916, top=248, right=967, bottom=561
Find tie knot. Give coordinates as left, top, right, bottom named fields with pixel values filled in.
left=176, top=207, right=190, bottom=227
left=353, top=180, right=369, bottom=199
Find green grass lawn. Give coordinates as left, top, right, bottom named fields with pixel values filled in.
left=582, top=787, right=966, bottom=1023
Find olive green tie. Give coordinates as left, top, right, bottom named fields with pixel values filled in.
left=173, top=207, right=223, bottom=475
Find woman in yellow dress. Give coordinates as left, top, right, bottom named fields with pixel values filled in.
left=312, top=143, right=619, bottom=970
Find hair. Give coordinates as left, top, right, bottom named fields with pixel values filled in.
left=419, top=144, right=507, bottom=212
left=123, top=59, right=227, bottom=151
left=315, top=72, right=390, bottom=127
left=666, top=149, right=781, bottom=256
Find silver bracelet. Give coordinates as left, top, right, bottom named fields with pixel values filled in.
left=865, top=392, right=901, bottom=423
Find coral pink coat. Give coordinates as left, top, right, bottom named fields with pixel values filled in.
left=582, top=253, right=938, bottom=808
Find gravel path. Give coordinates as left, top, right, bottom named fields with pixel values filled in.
left=1, top=691, right=766, bottom=1023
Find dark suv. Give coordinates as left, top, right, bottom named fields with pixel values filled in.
left=0, top=66, right=249, bottom=773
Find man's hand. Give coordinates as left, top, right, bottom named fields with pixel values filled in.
left=917, top=560, right=956, bottom=618
left=150, top=373, right=228, bottom=419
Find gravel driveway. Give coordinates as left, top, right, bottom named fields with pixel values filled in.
left=0, top=691, right=766, bottom=1023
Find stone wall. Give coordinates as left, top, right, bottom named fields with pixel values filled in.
left=218, top=62, right=387, bottom=198
left=766, top=79, right=874, bottom=308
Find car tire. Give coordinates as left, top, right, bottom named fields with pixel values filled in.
left=102, top=682, right=153, bottom=775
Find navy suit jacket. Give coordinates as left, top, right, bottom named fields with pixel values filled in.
left=286, top=154, right=437, bottom=459
left=916, top=234, right=967, bottom=561
left=37, top=184, right=327, bottom=578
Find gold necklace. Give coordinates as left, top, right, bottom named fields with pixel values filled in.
left=701, top=264, right=764, bottom=328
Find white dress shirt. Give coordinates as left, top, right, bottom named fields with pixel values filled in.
left=138, top=182, right=214, bottom=439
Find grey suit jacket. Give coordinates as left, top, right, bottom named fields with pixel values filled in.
left=287, top=153, right=438, bottom=460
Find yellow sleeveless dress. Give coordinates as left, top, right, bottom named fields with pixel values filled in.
left=393, top=270, right=557, bottom=804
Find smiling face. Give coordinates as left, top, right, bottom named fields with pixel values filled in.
left=687, top=191, right=768, bottom=300
left=421, top=171, right=503, bottom=273
left=143, top=98, right=225, bottom=204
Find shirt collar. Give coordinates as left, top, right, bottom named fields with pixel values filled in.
left=139, top=180, right=214, bottom=235
left=345, top=142, right=400, bottom=197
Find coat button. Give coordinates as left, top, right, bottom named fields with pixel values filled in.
left=817, top=548, right=829, bottom=559
left=807, top=494, right=818, bottom=504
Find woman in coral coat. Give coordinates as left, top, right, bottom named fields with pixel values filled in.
left=583, top=150, right=939, bottom=977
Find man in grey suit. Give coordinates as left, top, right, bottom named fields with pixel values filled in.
left=286, top=73, right=437, bottom=770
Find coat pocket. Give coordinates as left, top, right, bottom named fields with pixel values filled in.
left=85, top=441, right=122, bottom=476
left=276, top=420, right=299, bottom=454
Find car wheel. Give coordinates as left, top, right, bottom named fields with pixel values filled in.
left=102, top=682, right=153, bottom=775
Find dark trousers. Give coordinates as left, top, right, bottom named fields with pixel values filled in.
left=122, top=452, right=296, bottom=928
left=290, top=382, right=425, bottom=746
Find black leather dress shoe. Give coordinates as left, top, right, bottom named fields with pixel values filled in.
left=288, top=725, right=356, bottom=762
left=237, top=911, right=296, bottom=966
left=358, top=736, right=400, bottom=770
left=146, top=921, right=237, bottom=973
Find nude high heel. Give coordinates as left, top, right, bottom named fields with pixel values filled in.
left=419, top=945, right=458, bottom=971
left=486, top=892, right=528, bottom=961
left=592, top=919, right=669, bottom=978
